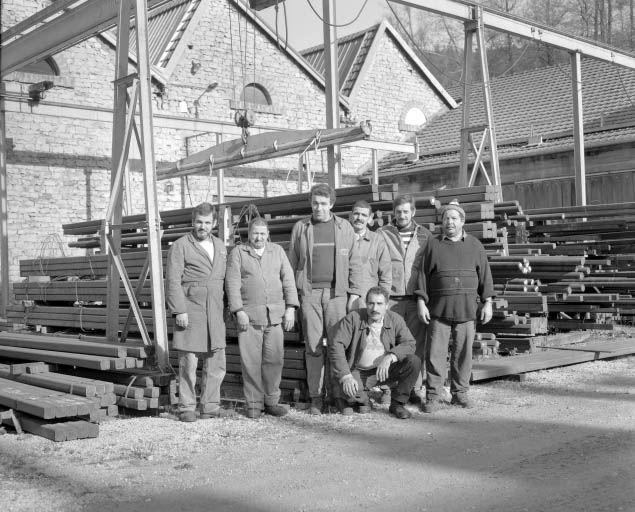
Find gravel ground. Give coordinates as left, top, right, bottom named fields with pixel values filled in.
left=1, top=349, right=634, bottom=512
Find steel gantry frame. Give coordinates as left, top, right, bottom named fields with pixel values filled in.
left=2, top=0, right=635, bottom=355
left=379, top=0, right=635, bottom=204
left=1, top=0, right=170, bottom=369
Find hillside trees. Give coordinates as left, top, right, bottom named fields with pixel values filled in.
left=386, top=0, right=635, bottom=90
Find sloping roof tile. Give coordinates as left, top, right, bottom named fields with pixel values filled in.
left=379, top=58, right=635, bottom=176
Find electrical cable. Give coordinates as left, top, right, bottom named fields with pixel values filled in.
left=385, top=1, right=467, bottom=86
left=306, top=0, right=370, bottom=28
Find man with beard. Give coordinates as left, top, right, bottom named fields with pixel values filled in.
left=328, top=286, right=421, bottom=419
left=380, top=195, right=432, bottom=402
left=417, top=200, right=494, bottom=411
left=225, top=217, right=299, bottom=419
left=166, top=202, right=234, bottom=422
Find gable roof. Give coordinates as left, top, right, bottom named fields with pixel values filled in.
left=100, top=0, right=350, bottom=107
left=300, top=20, right=456, bottom=108
left=101, top=0, right=206, bottom=83
left=377, top=57, right=635, bottom=178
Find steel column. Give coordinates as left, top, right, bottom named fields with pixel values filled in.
left=0, top=82, right=9, bottom=318
left=571, top=51, right=587, bottom=206
left=134, top=0, right=169, bottom=369
left=322, top=0, right=341, bottom=189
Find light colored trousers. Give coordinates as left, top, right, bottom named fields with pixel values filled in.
left=300, top=288, right=347, bottom=399
left=178, top=349, right=226, bottom=414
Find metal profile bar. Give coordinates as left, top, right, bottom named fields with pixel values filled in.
left=105, top=80, right=139, bottom=224
left=468, top=130, right=492, bottom=186
left=106, top=0, right=132, bottom=343
left=1, top=0, right=82, bottom=42
left=371, top=149, right=379, bottom=185
left=392, top=0, right=635, bottom=70
left=104, top=233, right=153, bottom=346
left=571, top=51, right=586, bottom=206
left=120, top=254, right=151, bottom=344
left=156, top=123, right=371, bottom=180
left=458, top=26, right=474, bottom=188
left=134, top=0, right=169, bottom=369
left=1, top=0, right=168, bottom=77
left=0, top=82, right=8, bottom=318
left=475, top=6, right=501, bottom=198
left=322, top=0, right=341, bottom=189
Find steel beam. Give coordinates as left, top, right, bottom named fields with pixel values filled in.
left=1, top=0, right=167, bottom=77
left=134, top=0, right=169, bottom=370
left=391, top=0, right=635, bottom=70
left=322, top=0, right=341, bottom=189
left=571, top=52, right=587, bottom=206
left=0, top=83, right=9, bottom=318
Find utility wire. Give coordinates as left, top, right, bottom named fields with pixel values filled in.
left=306, top=0, right=370, bottom=28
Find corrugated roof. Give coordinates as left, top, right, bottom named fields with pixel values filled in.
left=301, top=25, right=378, bottom=97
left=106, top=0, right=197, bottom=68
left=378, top=58, right=635, bottom=176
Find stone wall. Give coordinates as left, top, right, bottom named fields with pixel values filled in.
left=1, top=0, right=450, bottom=287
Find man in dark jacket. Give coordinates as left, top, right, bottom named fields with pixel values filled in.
left=417, top=200, right=494, bottom=412
left=329, top=286, right=422, bottom=419
left=288, top=184, right=363, bottom=415
left=166, top=203, right=233, bottom=422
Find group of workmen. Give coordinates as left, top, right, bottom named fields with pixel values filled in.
left=166, top=184, right=494, bottom=422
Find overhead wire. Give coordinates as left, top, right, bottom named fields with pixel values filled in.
left=306, top=0, right=370, bottom=28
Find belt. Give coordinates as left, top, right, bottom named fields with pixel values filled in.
left=391, top=295, right=416, bottom=301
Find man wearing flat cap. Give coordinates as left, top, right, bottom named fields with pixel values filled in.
left=416, top=200, right=494, bottom=412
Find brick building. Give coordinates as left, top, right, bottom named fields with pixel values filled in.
left=1, top=0, right=454, bottom=285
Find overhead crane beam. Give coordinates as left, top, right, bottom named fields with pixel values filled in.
left=391, top=0, right=635, bottom=70
left=0, top=0, right=169, bottom=77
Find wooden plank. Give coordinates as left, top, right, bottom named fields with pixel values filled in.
left=471, top=338, right=635, bottom=381
left=0, top=345, right=116, bottom=370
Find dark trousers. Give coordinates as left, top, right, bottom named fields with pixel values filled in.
left=335, top=354, right=421, bottom=405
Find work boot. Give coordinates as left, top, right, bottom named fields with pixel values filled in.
left=200, top=408, right=236, bottom=419
left=379, top=389, right=392, bottom=405
left=334, top=398, right=354, bottom=416
left=245, top=407, right=262, bottom=419
left=179, top=411, right=197, bottom=422
left=308, top=397, right=323, bottom=415
left=264, top=404, right=289, bottom=417
left=408, top=390, right=424, bottom=405
left=421, top=400, right=442, bottom=414
left=388, top=401, right=411, bottom=420
left=451, top=395, right=475, bottom=409
left=355, top=400, right=372, bottom=414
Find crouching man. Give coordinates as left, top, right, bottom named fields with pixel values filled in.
left=328, top=286, right=421, bottom=419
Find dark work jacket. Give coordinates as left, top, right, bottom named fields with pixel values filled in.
left=329, top=309, right=416, bottom=382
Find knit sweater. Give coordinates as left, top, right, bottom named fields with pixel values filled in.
left=417, top=233, right=495, bottom=322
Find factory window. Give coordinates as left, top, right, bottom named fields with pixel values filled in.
left=240, top=83, right=271, bottom=107
left=19, top=57, right=60, bottom=76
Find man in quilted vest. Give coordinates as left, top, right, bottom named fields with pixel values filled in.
left=416, top=200, right=494, bottom=412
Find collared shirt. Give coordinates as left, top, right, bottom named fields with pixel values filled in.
left=198, top=238, right=215, bottom=263
left=441, top=230, right=466, bottom=242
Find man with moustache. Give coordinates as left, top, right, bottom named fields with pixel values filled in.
left=288, top=183, right=363, bottom=415
left=417, top=200, right=494, bottom=412
left=380, top=195, right=432, bottom=402
left=348, top=200, right=393, bottom=404
left=328, top=286, right=421, bottom=419
left=225, top=217, right=299, bottom=419
left=166, top=202, right=234, bottom=422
